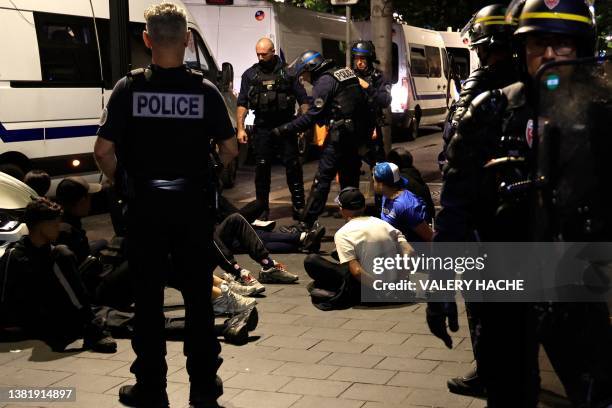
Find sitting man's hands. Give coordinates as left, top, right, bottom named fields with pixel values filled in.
left=426, top=301, right=459, bottom=349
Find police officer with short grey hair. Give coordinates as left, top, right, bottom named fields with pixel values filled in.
left=94, top=2, right=238, bottom=407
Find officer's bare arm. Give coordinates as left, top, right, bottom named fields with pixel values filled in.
left=94, top=137, right=117, bottom=182
left=217, top=136, right=239, bottom=167
left=300, top=104, right=309, bottom=115
left=236, top=106, right=248, bottom=144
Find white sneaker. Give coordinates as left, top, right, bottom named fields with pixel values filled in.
left=259, top=261, right=299, bottom=284
left=222, top=273, right=258, bottom=297
left=238, top=269, right=266, bottom=294
left=213, top=283, right=257, bottom=316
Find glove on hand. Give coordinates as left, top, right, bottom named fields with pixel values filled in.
left=426, top=301, right=459, bottom=349
left=271, top=124, right=290, bottom=137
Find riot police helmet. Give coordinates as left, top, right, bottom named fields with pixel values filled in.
left=462, top=4, right=516, bottom=48
left=290, top=50, right=335, bottom=78
left=507, top=0, right=597, bottom=57
left=351, top=40, right=378, bottom=63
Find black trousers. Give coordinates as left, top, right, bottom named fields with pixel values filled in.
left=303, top=254, right=350, bottom=291
left=129, top=187, right=221, bottom=396
left=477, top=302, right=612, bottom=408
left=303, top=141, right=362, bottom=227
left=214, top=213, right=270, bottom=276
left=253, top=126, right=305, bottom=211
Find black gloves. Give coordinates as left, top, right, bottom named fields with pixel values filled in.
left=426, top=301, right=459, bottom=349
left=271, top=124, right=290, bottom=137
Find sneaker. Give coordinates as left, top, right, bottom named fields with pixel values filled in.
left=119, top=384, right=169, bottom=408
left=279, top=221, right=310, bottom=234
left=213, top=283, right=257, bottom=316
left=301, top=224, right=326, bottom=253
left=189, top=376, right=223, bottom=407
left=222, top=273, right=258, bottom=297
left=251, top=219, right=276, bottom=231
left=222, top=306, right=259, bottom=345
left=238, top=269, right=266, bottom=294
left=259, top=261, right=299, bottom=284
left=83, top=326, right=117, bottom=354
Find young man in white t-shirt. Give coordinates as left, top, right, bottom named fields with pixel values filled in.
left=304, top=187, right=413, bottom=308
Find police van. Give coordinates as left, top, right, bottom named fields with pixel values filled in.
left=438, top=28, right=479, bottom=83
left=0, top=0, right=236, bottom=192
left=356, top=22, right=451, bottom=139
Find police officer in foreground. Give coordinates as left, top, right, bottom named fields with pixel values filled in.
left=428, top=0, right=612, bottom=406
left=438, top=4, right=518, bottom=172
left=236, top=38, right=309, bottom=221
left=435, top=4, right=518, bottom=398
left=94, top=3, right=238, bottom=407
left=351, top=40, right=392, bottom=167
left=272, top=51, right=368, bottom=231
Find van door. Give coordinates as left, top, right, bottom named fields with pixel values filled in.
left=407, top=43, right=447, bottom=126
left=0, top=7, right=103, bottom=176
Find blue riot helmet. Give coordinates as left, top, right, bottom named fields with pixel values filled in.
left=289, top=50, right=334, bottom=79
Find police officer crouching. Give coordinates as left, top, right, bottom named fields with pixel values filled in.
left=236, top=38, right=309, bottom=220
left=273, top=51, right=368, bottom=231
left=94, top=3, right=238, bottom=407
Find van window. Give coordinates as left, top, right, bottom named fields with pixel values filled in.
left=425, top=46, right=442, bottom=78
left=322, top=38, right=347, bottom=68
left=409, top=46, right=428, bottom=77
left=447, top=47, right=471, bottom=80
left=391, top=42, right=399, bottom=84
left=33, top=12, right=102, bottom=86
left=185, top=30, right=218, bottom=83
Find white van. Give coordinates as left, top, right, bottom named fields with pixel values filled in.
left=356, top=22, right=450, bottom=139
left=0, top=0, right=235, bottom=190
left=438, top=29, right=479, bottom=83
left=184, top=0, right=360, bottom=115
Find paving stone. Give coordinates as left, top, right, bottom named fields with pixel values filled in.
left=320, top=352, right=385, bottom=369
left=375, top=357, right=439, bottom=373
left=340, top=383, right=412, bottom=404
left=364, top=344, right=424, bottom=358
left=46, top=390, right=121, bottom=408
left=289, top=395, right=365, bottom=408
left=221, top=357, right=285, bottom=375
left=225, top=373, right=293, bottom=392
left=340, top=319, right=397, bottom=332
left=288, top=305, right=337, bottom=317
left=402, top=334, right=461, bottom=349
left=230, top=389, right=301, bottom=408
left=467, top=398, right=488, bottom=407
left=258, top=335, right=320, bottom=350
left=292, top=316, right=350, bottom=329
left=311, top=341, right=369, bottom=354
left=431, top=361, right=475, bottom=377
left=52, top=373, right=127, bottom=394
left=253, top=324, right=310, bottom=337
left=362, top=403, right=421, bottom=408
left=271, top=362, right=339, bottom=379
left=417, top=348, right=475, bottom=363
left=389, top=321, right=433, bottom=335
left=0, top=367, right=72, bottom=387
left=387, top=371, right=448, bottom=389
left=406, top=388, right=474, bottom=408
left=279, top=377, right=352, bottom=397
left=221, top=345, right=278, bottom=359
left=351, top=331, right=409, bottom=345
left=259, top=313, right=303, bottom=325
left=300, top=327, right=360, bottom=342
left=329, top=366, right=396, bottom=385
left=256, top=302, right=300, bottom=313
left=265, top=348, right=330, bottom=364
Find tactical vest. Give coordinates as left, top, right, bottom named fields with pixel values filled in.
left=123, top=66, right=211, bottom=180
left=324, top=67, right=365, bottom=122
left=247, top=64, right=296, bottom=118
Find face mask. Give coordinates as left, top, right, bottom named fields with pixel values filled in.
left=258, top=58, right=276, bottom=71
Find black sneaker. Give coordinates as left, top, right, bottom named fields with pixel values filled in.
left=222, top=307, right=259, bottom=345
left=119, top=384, right=169, bottom=408
left=279, top=221, right=310, bottom=234
left=447, top=368, right=486, bottom=398
left=302, top=224, right=326, bottom=253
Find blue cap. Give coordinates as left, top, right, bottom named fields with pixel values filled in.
left=373, top=162, right=409, bottom=188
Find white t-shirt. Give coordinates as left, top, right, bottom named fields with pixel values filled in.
left=335, top=216, right=407, bottom=277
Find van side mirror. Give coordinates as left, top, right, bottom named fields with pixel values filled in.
left=221, top=62, right=234, bottom=92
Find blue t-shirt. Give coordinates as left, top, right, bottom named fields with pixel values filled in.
left=381, top=190, right=428, bottom=242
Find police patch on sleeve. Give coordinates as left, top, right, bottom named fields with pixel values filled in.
left=132, top=92, right=204, bottom=119
left=333, top=68, right=357, bottom=82
left=314, top=97, right=325, bottom=108
left=99, top=107, right=108, bottom=126
left=525, top=119, right=534, bottom=148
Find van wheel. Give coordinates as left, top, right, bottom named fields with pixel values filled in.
left=220, top=158, right=238, bottom=189
left=0, top=163, right=25, bottom=181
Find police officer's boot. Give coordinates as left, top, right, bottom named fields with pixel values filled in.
left=189, top=375, right=224, bottom=408
left=289, top=182, right=305, bottom=221
left=119, top=384, right=169, bottom=408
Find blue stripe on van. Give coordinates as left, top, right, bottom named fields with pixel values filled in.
left=0, top=122, right=98, bottom=143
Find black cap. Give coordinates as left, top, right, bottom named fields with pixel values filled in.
left=336, top=187, right=365, bottom=210
left=55, top=177, right=102, bottom=206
